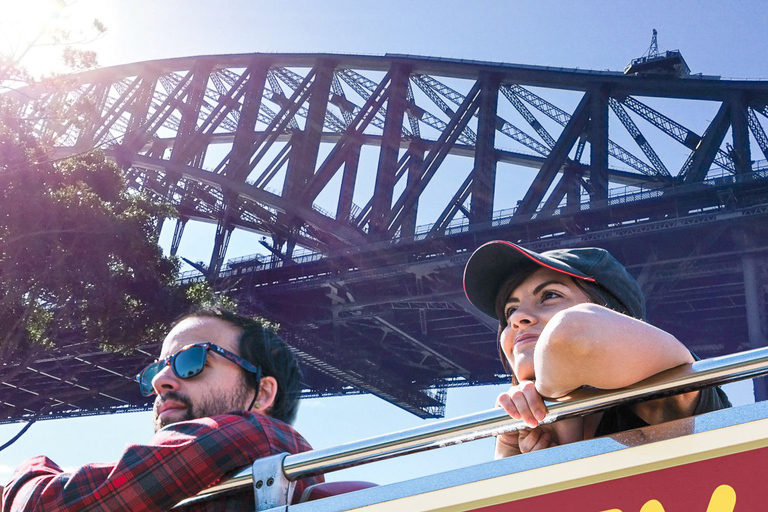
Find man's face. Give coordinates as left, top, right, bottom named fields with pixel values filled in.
left=152, top=316, right=255, bottom=432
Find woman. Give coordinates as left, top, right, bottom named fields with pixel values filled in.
left=463, top=240, right=730, bottom=458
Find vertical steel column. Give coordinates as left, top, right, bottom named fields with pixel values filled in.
left=516, top=93, right=592, bottom=216
left=743, top=253, right=768, bottom=400
left=284, top=63, right=333, bottom=198
left=470, top=73, right=500, bottom=224
left=370, top=65, right=410, bottom=234
left=171, top=64, right=211, bottom=165
left=72, top=82, right=110, bottom=151
left=170, top=218, right=187, bottom=256
left=209, top=226, right=234, bottom=277
left=209, top=192, right=236, bottom=277
left=202, top=62, right=269, bottom=278
left=400, top=143, right=425, bottom=238
left=225, top=61, right=269, bottom=181
left=682, top=102, right=731, bottom=183
left=122, top=75, right=158, bottom=153
left=281, top=63, right=333, bottom=259
left=566, top=165, right=582, bottom=208
left=336, top=140, right=361, bottom=223
left=730, top=92, right=752, bottom=174
left=589, top=86, right=609, bottom=202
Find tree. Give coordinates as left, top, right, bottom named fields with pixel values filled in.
left=0, top=121, right=196, bottom=361
left=0, top=7, right=199, bottom=363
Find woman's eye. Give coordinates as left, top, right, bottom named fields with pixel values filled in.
left=504, top=307, right=517, bottom=319
left=541, top=291, right=561, bottom=301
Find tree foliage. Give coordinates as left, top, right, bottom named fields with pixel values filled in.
left=0, top=122, right=195, bottom=360
left=0, top=14, right=198, bottom=362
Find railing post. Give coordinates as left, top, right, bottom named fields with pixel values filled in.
left=252, top=453, right=294, bottom=511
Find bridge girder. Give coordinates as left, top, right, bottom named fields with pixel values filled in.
left=5, top=53, right=768, bottom=421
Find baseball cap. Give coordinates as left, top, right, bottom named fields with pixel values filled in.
left=463, top=240, right=645, bottom=321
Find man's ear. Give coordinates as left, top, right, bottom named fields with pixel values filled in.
left=253, top=376, right=278, bottom=414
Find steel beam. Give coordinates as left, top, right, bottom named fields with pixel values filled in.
left=371, top=65, right=410, bottom=234
left=385, top=81, right=483, bottom=235
left=729, top=92, right=752, bottom=174
left=540, top=164, right=584, bottom=214
left=470, top=73, right=500, bottom=224
left=337, top=139, right=361, bottom=223
left=170, top=63, right=212, bottom=167
left=222, top=61, right=269, bottom=181
left=608, top=98, right=669, bottom=176
left=111, top=152, right=364, bottom=244
left=170, top=218, right=187, bottom=256
left=400, top=143, right=424, bottom=238
left=516, top=92, right=591, bottom=216
left=748, top=108, right=768, bottom=162
left=428, top=170, right=473, bottom=237
left=122, top=75, right=159, bottom=153
left=283, top=63, right=334, bottom=200
left=681, top=102, right=731, bottom=183
left=303, top=70, right=393, bottom=202
left=589, top=85, right=609, bottom=202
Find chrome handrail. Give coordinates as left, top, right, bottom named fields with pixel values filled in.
left=192, top=346, right=768, bottom=500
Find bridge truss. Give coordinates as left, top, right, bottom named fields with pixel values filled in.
left=2, top=53, right=768, bottom=422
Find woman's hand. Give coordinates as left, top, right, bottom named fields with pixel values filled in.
left=494, top=380, right=584, bottom=459
left=496, top=380, right=548, bottom=428
left=495, top=380, right=552, bottom=458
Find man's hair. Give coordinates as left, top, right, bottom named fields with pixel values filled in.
left=174, top=308, right=302, bottom=424
left=493, top=265, right=631, bottom=384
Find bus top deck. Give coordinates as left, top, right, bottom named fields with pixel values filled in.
left=175, top=346, right=768, bottom=511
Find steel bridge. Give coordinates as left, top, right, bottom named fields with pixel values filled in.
left=2, top=53, right=768, bottom=423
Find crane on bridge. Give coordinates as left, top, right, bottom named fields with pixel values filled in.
left=624, top=29, right=690, bottom=77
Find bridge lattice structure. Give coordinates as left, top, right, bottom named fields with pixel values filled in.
left=2, top=53, right=768, bottom=423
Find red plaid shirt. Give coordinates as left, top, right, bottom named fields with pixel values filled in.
left=2, top=411, right=323, bottom=511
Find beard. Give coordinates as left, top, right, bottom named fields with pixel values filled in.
left=153, top=379, right=253, bottom=432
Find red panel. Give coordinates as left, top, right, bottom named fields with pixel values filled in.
left=471, top=445, right=767, bottom=511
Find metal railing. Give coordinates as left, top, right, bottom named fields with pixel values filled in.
left=182, top=345, right=768, bottom=506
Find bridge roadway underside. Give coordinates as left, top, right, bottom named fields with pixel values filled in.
left=2, top=175, right=768, bottom=423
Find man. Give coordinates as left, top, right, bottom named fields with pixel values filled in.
left=2, top=308, right=322, bottom=511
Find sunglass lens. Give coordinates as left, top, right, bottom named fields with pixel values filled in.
left=138, top=361, right=164, bottom=396
left=172, top=345, right=207, bottom=379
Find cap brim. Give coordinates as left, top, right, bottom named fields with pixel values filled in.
left=463, top=241, right=595, bottom=320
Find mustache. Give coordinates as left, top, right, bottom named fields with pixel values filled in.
left=154, top=390, right=193, bottom=411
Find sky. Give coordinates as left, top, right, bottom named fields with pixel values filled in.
left=1, top=0, right=767, bottom=491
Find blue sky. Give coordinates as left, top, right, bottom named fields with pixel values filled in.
left=1, top=0, right=766, bottom=488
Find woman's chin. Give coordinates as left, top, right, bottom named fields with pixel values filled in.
left=513, top=361, right=535, bottom=382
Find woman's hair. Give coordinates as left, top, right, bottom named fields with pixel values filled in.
left=494, top=266, right=631, bottom=384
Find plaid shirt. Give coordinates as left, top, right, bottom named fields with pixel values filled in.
left=2, top=411, right=323, bottom=512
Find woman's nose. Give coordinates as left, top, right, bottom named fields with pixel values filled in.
left=509, top=304, right=537, bottom=329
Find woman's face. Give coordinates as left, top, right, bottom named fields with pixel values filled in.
left=499, top=267, right=591, bottom=382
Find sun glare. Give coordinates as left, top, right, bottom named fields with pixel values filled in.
left=0, top=0, right=103, bottom=76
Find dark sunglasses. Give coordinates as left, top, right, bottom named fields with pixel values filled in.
left=135, top=342, right=261, bottom=397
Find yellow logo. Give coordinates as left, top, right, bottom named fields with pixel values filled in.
left=600, top=484, right=735, bottom=512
